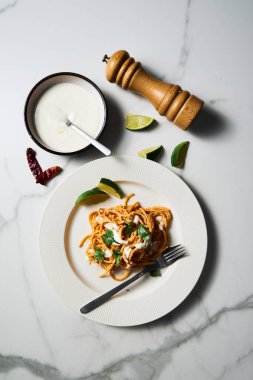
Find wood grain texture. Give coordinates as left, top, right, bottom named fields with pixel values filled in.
left=105, top=50, right=204, bottom=129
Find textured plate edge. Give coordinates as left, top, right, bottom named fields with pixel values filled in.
left=39, top=156, right=208, bottom=326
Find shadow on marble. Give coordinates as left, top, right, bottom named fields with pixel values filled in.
left=189, top=104, right=229, bottom=138
left=136, top=119, right=159, bottom=133
left=142, top=64, right=169, bottom=83
left=103, top=64, right=229, bottom=141
left=98, top=91, right=125, bottom=150
left=131, top=182, right=218, bottom=329
left=69, top=91, right=124, bottom=162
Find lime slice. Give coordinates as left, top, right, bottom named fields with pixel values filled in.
left=171, top=141, right=190, bottom=168
left=98, top=178, right=124, bottom=199
left=138, top=145, right=163, bottom=160
left=75, top=188, right=108, bottom=205
left=125, top=114, right=155, bottom=131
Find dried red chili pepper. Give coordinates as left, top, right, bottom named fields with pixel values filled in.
left=26, top=147, right=62, bottom=185
left=37, top=166, right=62, bottom=184
left=26, top=148, right=43, bottom=182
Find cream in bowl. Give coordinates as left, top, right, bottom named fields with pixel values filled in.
left=24, top=73, right=107, bottom=155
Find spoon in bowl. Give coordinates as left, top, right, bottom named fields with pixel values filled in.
left=65, top=119, right=111, bottom=156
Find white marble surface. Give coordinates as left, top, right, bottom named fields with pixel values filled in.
left=1, top=0, right=253, bottom=378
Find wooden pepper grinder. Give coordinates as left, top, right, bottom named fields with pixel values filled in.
left=103, top=50, right=204, bottom=130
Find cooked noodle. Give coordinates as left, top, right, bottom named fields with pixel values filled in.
left=79, top=193, right=172, bottom=281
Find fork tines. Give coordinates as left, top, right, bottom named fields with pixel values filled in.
left=163, top=245, right=187, bottom=262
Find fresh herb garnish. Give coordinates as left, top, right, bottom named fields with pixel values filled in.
left=150, top=269, right=161, bottom=277
left=113, top=250, right=122, bottom=267
left=125, top=222, right=134, bottom=235
left=94, top=246, right=105, bottom=262
left=102, top=229, right=115, bottom=247
left=137, top=224, right=150, bottom=241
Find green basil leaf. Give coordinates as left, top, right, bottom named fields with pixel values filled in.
left=102, top=229, right=114, bottom=247
left=150, top=269, right=161, bottom=277
left=137, top=224, right=150, bottom=240
left=125, top=222, right=133, bottom=235
left=94, top=246, right=105, bottom=262
left=113, top=250, right=122, bottom=267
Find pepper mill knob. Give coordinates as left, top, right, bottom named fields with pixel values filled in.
left=104, top=50, right=204, bottom=130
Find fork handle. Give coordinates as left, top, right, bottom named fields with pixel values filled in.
left=80, top=266, right=152, bottom=314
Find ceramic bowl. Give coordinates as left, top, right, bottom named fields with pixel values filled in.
left=24, top=72, right=107, bottom=155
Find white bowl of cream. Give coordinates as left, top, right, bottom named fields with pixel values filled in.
left=24, top=73, right=107, bottom=155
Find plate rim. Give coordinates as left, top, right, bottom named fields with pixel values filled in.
left=39, top=155, right=208, bottom=326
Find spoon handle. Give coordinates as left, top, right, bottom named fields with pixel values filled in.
left=69, top=122, right=111, bottom=156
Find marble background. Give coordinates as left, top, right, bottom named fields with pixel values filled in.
left=1, top=0, right=253, bottom=379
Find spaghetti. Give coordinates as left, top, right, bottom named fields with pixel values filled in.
left=79, top=193, right=172, bottom=281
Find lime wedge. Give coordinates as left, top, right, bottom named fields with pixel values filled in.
left=125, top=114, right=155, bottom=130
left=138, top=145, right=163, bottom=160
left=98, top=178, right=124, bottom=199
left=75, top=188, right=108, bottom=205
left=171, top=141, right=190, bottom=168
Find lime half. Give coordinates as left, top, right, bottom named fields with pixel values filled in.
left=125, top=114, right=155, bottom=131
left=75, top=188, right=108, bottom=205
left=171, top=141, right=190, bottom=168
left=138, top=145, right=163, bottom=161
left=98, top=178, right=124, bottom=199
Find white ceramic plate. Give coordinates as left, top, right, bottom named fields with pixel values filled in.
left=39, top=156, right=207, bottom=326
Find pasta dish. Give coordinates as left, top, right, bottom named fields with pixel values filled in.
left=79, top=193, right=172, bottom=281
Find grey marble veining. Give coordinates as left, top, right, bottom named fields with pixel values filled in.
left=176, top=0, right=192, bottom=81
left=0, top=294, right=252, bottom=379
left=0, top=0, right=17, bottom=13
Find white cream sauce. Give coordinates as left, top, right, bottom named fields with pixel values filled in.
left=134, top=240, right=150, bottom=249
left=34, top=82, right=102, bottom=152
left=104, top=223, right=128, bottom=245
left=104, top=223, right=119, bottom=231
left=95, top=216, right=104, bottom=224
left=155, top=216, right=164, bottom=230
left=104, top=249, right=112, bottom=258
left=112, top=230, right=128, bottom=245
left=133, top=215, right=140, bottom=224
left=123, top=246, right=131, bottom=259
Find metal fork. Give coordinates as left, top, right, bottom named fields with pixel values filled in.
left=80, top=244, right=187, bottom=314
